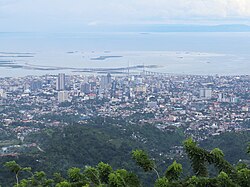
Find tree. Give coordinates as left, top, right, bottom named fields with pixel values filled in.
left=97, top=162, right=113, bottom=183
left=132, top=149, right=160, bottom=178
left=164, top=161, right=182, bottom=182
left=55, top=181, right=71, bottom=187
left=183, top=138, right=209, bottom=177
left=154, top=177, right=169, bottom=187
left=84, top=166, right=101, bottom=185
left=133, top=138, right=250, bottom=186
left=3, top=139, right=250, bottom=187
left=19, top=171, right=54, bottom=187
left=4, top=161, right=31, bottom=187
left=108, top=169, right=140, bottom=187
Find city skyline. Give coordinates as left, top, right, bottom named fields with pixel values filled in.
left=0, top=1, right=250, bottom=186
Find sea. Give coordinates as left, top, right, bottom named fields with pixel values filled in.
left=0, top=32, right=250, bottom=77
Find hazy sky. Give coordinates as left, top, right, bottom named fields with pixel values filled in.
left=1, top=0, right=250, bottom=31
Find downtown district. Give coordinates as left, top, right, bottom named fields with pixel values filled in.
left=0, top=73, right=249, bottom=156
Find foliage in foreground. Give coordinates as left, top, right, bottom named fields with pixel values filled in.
left=4, top=138, right=250, bottom=187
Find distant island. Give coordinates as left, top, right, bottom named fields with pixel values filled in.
left=100, top=24, right=250, bottom=33
left=91, top=55, right=123, bottom=60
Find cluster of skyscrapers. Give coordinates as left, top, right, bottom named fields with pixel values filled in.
left=56, top=73, right=68, bottom=103
left=199, top=88, right=212, bottom=99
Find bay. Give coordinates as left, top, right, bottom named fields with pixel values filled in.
left=0, top=32, right=249, bottom=77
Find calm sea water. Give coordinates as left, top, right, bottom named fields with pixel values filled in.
left=0, top=32, right=250, bottom=77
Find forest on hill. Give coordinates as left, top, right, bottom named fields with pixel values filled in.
left=0, top=119, right=250, bottom=186
left=2, top=138, right=250, bottom=186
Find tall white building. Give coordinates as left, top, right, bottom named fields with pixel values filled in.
left=0, top=89, right=7, bottom=99
left=200, top=88, right=212, bottom=99
left=58, top=91, right=69, bottom=103
left=56, top=73, right=65, bottom=91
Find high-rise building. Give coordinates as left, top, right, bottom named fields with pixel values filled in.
left=200, top=88, right=212, bottom=99
left=30, top=80, right=42, bottom=91
left=107, top=73, right=112, bottom=84
left=56, top=73, right=65, bottom=91
left=0, top=89, right=7, bottom=99
left=205, top=88, right=212, bottom=99
left=89, top=82, right=97, bottom=91
left=111, top=81, right=117, bottom=98
left=81, top=83, right=91, bottom=94
left=218, top=93, right=224, bottom=102
left=100, top=73, right=112, bottom=90
left=58, top=91, right=69, bottom=103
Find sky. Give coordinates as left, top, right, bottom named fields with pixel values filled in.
left=1, top=0, right=250, bottom=32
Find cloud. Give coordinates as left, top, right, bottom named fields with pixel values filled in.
left=1, top=0, right=250, bottom=31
